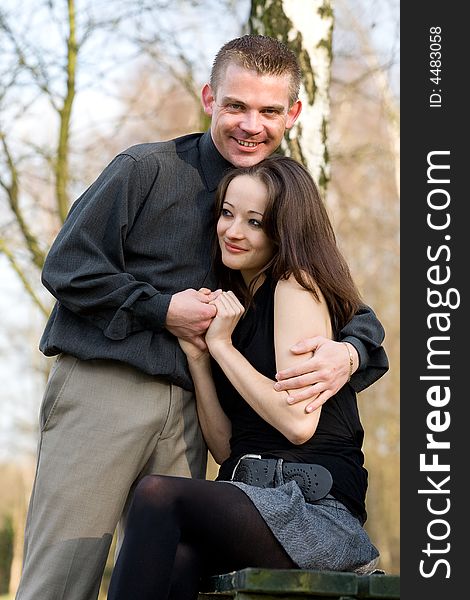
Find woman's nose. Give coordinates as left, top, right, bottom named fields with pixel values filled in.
left=226, top=220, right=244, bottom=238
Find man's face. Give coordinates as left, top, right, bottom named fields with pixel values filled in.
left=202, top=64, right=302, bottom=167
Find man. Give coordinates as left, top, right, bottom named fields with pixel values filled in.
left=16, top=35, right=388, bottom=600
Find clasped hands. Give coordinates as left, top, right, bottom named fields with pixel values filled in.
left=166, top=287, right=356, bottom=412
left=167, top=287, right=242, bottom=356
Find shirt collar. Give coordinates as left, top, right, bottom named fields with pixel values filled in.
left=199, top=130, right=233, bottom=191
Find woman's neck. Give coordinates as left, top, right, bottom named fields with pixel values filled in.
left=241, top=271, right=266, bottom=295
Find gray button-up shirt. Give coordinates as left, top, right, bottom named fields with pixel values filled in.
left=40, top=131, right=388, bottom=391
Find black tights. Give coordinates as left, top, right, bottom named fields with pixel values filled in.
left=107, top=475, right=296, bottom=600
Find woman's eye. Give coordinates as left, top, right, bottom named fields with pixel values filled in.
left=221, top=208, right=232, bottom=217
left=249, top=219, right=262, bottom=228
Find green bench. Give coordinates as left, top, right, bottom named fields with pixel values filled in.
left=199, top=567, right=400, bottom=599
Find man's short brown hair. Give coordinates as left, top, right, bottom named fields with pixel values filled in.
left=210, top=34, right=301, bottom=106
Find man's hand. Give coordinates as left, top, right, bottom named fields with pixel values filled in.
left=166, top=288, right=221, bottom=350
left=273, top=337, right=359, bottom=412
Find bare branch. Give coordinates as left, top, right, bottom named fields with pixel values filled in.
left=55, top=0, right=77, bottom=223
left=0, top=132, right=46, bottom=269
left=0, top=238, right=49, bottom=317
left=0, top=10, right=59, bottom=112
left=336, top=0, right=399, bottom=195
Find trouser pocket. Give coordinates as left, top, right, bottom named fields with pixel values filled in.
left=40, top=354, right=78, bottom=431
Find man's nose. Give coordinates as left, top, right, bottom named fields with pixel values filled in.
left=240, top=110, right=262, bottom=135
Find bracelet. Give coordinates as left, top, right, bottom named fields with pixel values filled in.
left=342, top=342, right=354, bottom=382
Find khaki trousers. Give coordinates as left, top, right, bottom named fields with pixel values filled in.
left=15, top=354, right=207, bottom=600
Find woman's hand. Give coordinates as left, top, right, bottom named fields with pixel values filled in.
left=177, top=287, right=223, bottom=361
left=178, top=336, right=209, bottom=362
left=205, top=291, right=244, bottom=351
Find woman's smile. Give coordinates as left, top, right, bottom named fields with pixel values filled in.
left=223, top=241, right=248, bottom=253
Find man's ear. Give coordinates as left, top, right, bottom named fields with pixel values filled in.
left=285, top=100, right=302, bottom=129
left=201, top=84, right=215, bottom=116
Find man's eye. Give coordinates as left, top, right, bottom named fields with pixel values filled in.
left=262, top=108, right=280, bottom=115
left=227, top=104, right=244, bottom=111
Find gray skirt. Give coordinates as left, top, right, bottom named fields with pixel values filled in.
left=225, top=479, right=380, bottom=573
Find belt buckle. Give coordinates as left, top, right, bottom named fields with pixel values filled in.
left=230, top=454, right=262, bottom=481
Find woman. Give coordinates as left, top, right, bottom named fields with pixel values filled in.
left=107, top=156, right=382, bottom=599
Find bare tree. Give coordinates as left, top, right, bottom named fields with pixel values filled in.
left=249, top=0, right=334, bottom=192
left=0, top=0, right=199, bottom=314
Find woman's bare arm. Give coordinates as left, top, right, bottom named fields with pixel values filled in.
left=207, top=276, right=333, bottom=445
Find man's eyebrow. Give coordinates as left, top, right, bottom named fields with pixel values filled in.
left=220, top=96, right=246, bottom=105
left=262, top=104, right=285, bottom=111
left=220, top=96, right=285, bottom=111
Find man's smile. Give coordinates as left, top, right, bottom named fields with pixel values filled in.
left=235, top=139, right=262, bottom=148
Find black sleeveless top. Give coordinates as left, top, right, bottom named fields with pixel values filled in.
left=212, top=277, right=369, bottom=523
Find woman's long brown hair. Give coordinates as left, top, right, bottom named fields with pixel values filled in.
left=213, top=155, right=363, bottom=335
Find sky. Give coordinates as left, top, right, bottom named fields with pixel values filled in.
left=0, top=258, right=43, bottom=460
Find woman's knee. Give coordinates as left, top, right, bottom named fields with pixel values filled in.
left=132, top=475, right=177, bottom=514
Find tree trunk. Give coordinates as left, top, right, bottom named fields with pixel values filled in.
left=249, top=0, right=334, bottom=193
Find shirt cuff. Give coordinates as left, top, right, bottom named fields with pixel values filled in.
left=133, top=292, right=173, bottom=330
left=341, top=336, right=367, bottom=372
left=104, top=292, right=172, bottom=340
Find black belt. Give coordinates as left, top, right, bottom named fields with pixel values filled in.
left=230, top=454, right=333, bottom=503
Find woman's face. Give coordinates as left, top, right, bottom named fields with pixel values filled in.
left=217, top=174, right=275, bottom=285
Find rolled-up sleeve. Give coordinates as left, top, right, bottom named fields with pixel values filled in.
left=339, top=304, right=389, bottom=393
